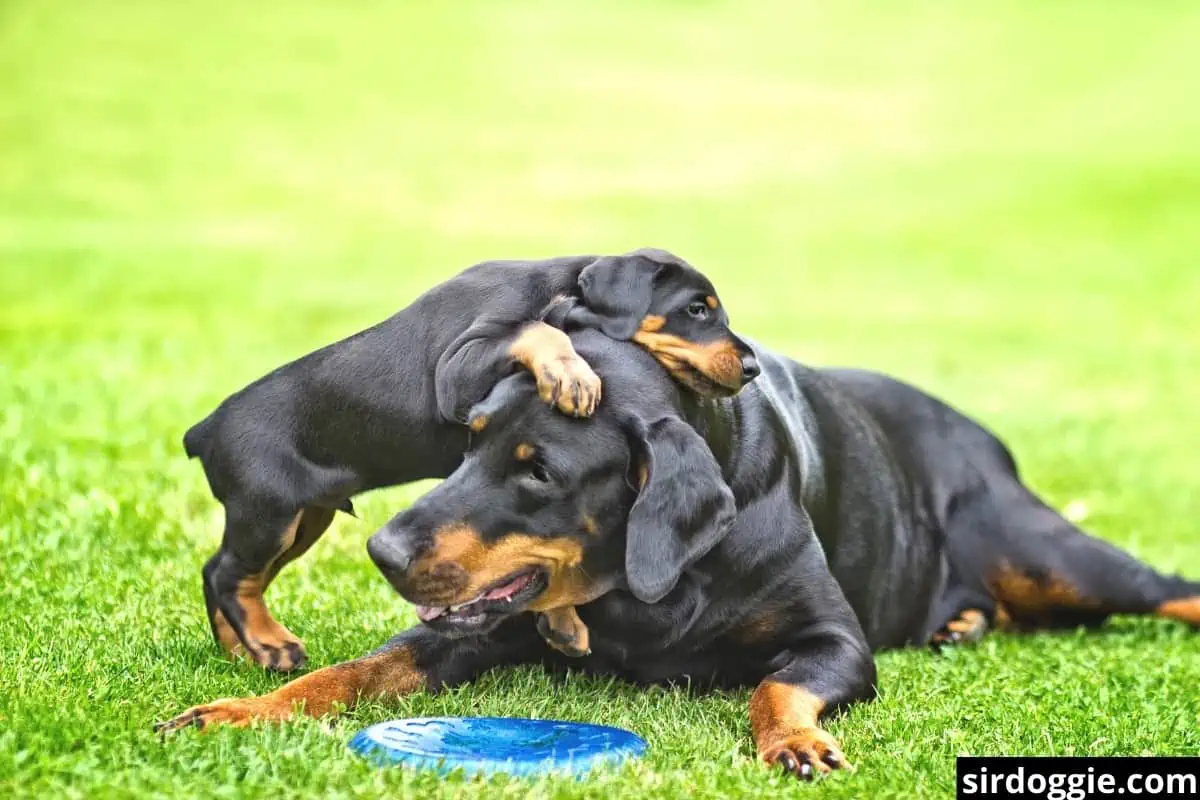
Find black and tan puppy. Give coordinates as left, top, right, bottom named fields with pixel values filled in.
left=183, top=251, right=758, bottom=671
left=162, top=331, right=1200, bottom=780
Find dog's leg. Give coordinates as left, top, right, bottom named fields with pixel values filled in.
left=435, top=319, right=601, bottom=423
left=508, top=322, right=601, bottom=417
left=956, top=486, right=1200, bottom=631
left=156, top=620, right=543, bottom=733
left=205, top=506, right=339, bottom=670
left=204, top=500, right=341, bottom=672
left=750, top=633, right=876, bottom=781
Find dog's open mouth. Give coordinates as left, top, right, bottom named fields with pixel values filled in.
left=414, top=568, right=547, bottom=633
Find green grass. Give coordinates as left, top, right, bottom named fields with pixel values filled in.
left=3, top=0, right=1200, bottom=796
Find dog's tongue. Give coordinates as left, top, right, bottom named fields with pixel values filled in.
left=484, top=571, right=533, bottom=600
left=415, top=605, right=447, bottom=622
left=414, top=572, right=536, bottom=624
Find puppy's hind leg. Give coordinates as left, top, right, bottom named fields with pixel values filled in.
left=204, top=502, right=335, bottom=672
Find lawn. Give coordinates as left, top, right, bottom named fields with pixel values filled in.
left=2, top=1, right=1199, bottom=797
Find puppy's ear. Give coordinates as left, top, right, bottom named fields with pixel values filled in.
left=575, top=253, right=660, bottom=340
left=623, top=416, right=736, bottom=603
left=465, top=372, right=531, bottom=432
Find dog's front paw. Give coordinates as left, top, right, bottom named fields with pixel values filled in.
left=154, top=697, right=291, bottom=735
left=536, top=607, right=591, bottom=657
left=534, top=355, right=601, bottom=417
left=760, top=727, right=849, bottom=781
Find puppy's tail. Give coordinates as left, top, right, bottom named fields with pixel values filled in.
left=183, top=414, right=216, bottom=460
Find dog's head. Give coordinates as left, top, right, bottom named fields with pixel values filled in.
left=367, top=334, right=737, bottom=637
left=566, top=248, right=759, bottom=397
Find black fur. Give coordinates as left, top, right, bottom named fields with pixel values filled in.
left=184, top=250, right=758, bottom=670
left=363, top=329, right=1199, bottom=755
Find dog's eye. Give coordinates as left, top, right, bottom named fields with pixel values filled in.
left=686, top=302, right=709, bottom=320
left=529, top=462, right=552, bottom=483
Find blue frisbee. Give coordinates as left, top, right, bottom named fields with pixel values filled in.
left=348, top=716, right=647, bottom=777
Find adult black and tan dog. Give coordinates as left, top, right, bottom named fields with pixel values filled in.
left=162, top=330, right=1200, bottom=779
left=182, top=251, right=758, bottom=672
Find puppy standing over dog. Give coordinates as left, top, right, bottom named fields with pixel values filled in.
left=183, top=249, right=759, bottom=671
left=162, top=329, right=1200, bottom=781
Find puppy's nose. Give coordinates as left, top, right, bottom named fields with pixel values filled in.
left=367, top=532, right=414, bottom=577
left=740, top=353, right=761, bottom=383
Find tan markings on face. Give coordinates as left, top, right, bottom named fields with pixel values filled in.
left=632, top=329, right=743, bottom=392
left=1157, top=596, right=1200, bottom=626
left=527, top=563, right=604, bottom=611
left=514, top=443, right=536, bottom=461
left=705, top=295, right=719, bottom=310
left=986, top=561, right=1098, bottom=625
left=582, top=515, right=598, bottom=536
left=413, top=524, right=585, bottom=607
left=639, top=314, right=667, bottom=333
left=469, top=415, right=489, bottom=433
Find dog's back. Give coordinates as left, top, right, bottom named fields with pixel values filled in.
left=182, top=256, right=590, bottom=495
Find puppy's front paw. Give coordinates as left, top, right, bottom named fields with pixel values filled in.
left=154, top=697, right=291, bottom=735
left=534, top=355, right=601, bottom=417
left=760, top=727, right=849, bottom=781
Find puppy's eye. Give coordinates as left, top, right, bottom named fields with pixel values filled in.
left=686, top=302, right=709, bottom=320
left=529, top=462, right=552, bottom=483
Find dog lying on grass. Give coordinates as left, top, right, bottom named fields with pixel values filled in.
left=165, top=328, right=1199, bottom=781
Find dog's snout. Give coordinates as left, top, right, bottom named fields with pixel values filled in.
left=740, top=353, right=761, bottom=383
left=367, top=532, right=414, bottom=577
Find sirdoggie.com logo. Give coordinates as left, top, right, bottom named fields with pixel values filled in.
left=957, top=757, right=1200, bottom=799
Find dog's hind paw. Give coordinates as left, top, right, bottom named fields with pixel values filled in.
left=929, top=608, right=989, bottom=649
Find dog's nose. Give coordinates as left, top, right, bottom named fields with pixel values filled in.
left=740, top=353, right=761, bottom=383
left=367, top=532, right=414, bottom=577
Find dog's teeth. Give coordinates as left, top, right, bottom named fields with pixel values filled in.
left=503, top=596, right=512, bottom=603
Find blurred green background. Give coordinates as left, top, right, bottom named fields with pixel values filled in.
left=2, top=1, right=1198, bottom=797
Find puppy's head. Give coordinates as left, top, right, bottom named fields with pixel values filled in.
left=573, top=248, right=759, bottom=397
left=367, top=339, right=737, bottom=637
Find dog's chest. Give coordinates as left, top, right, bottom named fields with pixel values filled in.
left=574, top=585, right=769, bottom=687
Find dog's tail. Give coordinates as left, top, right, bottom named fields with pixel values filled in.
left=183, top=413, right=217, bottom=460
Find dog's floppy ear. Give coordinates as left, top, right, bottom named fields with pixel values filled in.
left=575, top=253, right=660, bottom=340
left=623, top=416, right=736, bottom=603
left=465, top=372, right=531, bottom=433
